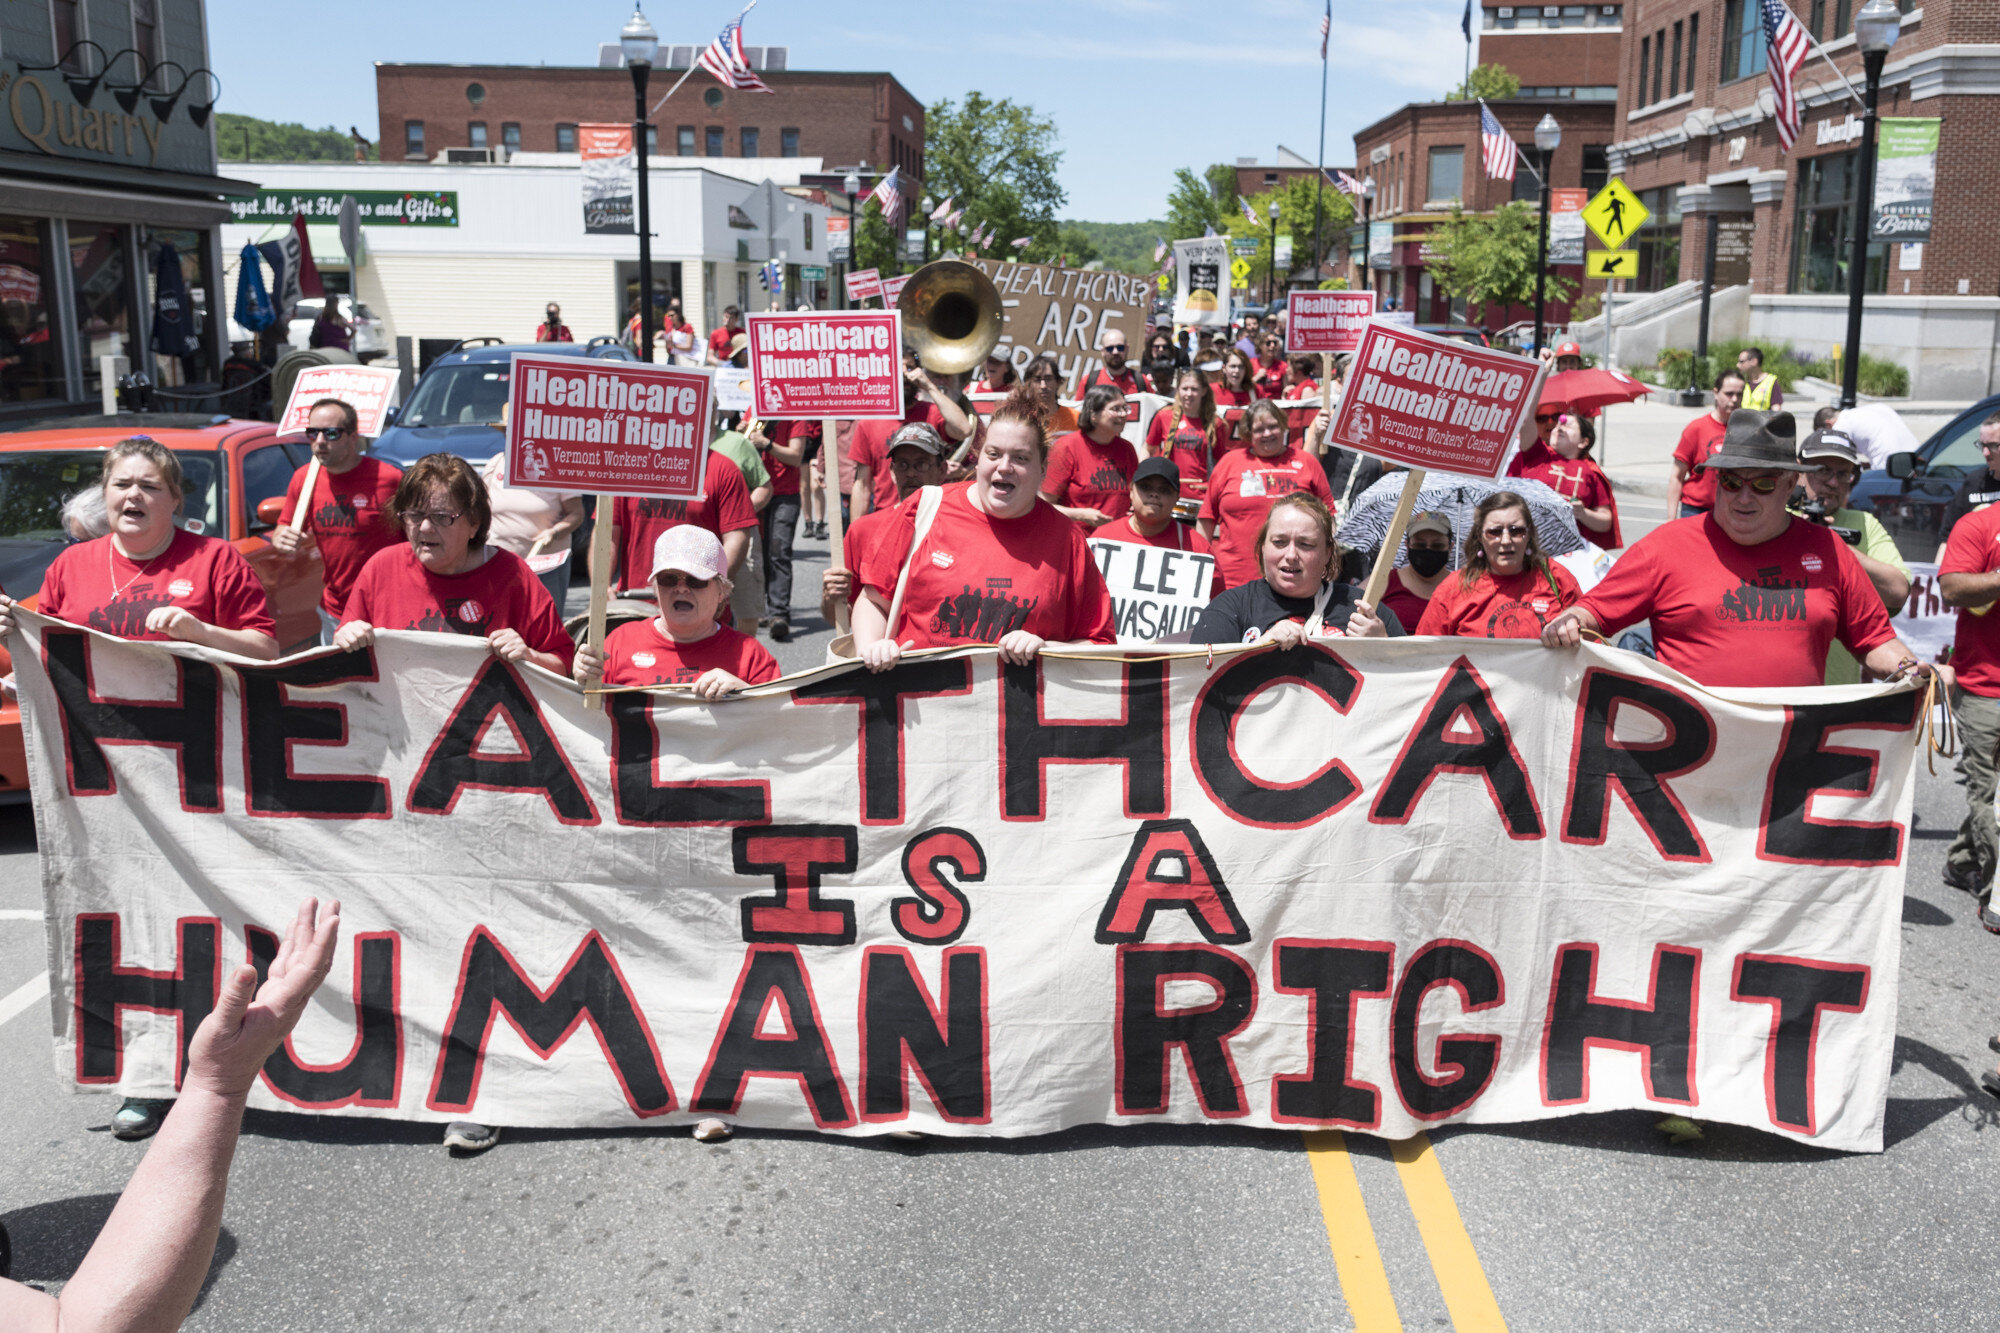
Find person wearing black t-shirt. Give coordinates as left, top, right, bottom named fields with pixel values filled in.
left=1191, top=492, right=1402, bottom=644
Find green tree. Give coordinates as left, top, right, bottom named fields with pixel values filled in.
left=1423, top=201, right=1574, bottom=318
left=854, top=199, right=902, bottom=277
left=1059, top=220, right=1166, bottom=275
left=1165, top=167, right=1227, bottom=240
left=214, top=112, right=373, bottom=161
left=1445, top=63, right=1521, bottom=102
left=924, top=92, right=1067, bottom=263
left=1055, top=223, right=1100, bottom=268
left=1221, top=177, right=1356, bottom=298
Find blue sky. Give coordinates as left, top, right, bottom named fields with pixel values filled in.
left=208, top=0, right=1480, bottom=223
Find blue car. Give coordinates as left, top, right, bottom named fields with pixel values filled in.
left=1846, top=392, right=2000, bottom=562
left=370, top=336, right=635, bottom=469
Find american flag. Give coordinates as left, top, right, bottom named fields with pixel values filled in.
left=1761, top=0, right=1812, bottom=153
left=1319, top=0, right=1331, bottom=59
left=1479, top=100, right=1519, bottom=181
left=870, top=166, right=905, bottom=229
left=697, top=19, right=773, bottom=93
left=1239, top=195, right=1260, bottom=226
left=1332, top=169, right=1366, bottom=196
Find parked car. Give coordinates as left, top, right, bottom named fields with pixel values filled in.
left=0, top=414, right=326, bottom=801
left=1845, top=393, right=2000, bottom=562
left=288, top=296, right=388, bottom=361
left=368, top=338, right=636, bottom=470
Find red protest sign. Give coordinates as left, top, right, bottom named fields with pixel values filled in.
left=1286, top=290, right=1376, bottom=355
left=845, top=268, right=883, bottom=302
left=882, top=273, right=911, bottom=303
left=1329, top=321, right=1544, bottom=479
left=504, top=353, right=711, bottom=499
left=742, top=310, right=903, bottom=419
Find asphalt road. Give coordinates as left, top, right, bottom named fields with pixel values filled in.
left=5, top=525, right=1999, bottom=1331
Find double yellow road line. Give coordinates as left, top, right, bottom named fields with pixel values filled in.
left=1303, top=1130, right=1507, bottom=1332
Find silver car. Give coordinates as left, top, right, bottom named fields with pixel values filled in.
left=284, top=295, right=388, bottom=361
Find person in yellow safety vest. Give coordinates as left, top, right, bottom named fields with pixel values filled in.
left=1736, top=347, right=1783, bottom=410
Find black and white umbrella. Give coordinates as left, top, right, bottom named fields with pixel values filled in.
left=1335, top=471, right=1584, bottom=569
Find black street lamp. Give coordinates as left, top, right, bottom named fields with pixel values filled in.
left=1842, top=0, right=1903, bottom=408
left=920, top=195, right=934, bottom=263
left=1266, top=200, right=1281, bottom=308
left=1360, top=178, right=1376, bottom=295
left=620, top=6, right=657, bottom=362
left=1532, top=113, right=1561, bottom=354
left=842, top=168, right=861, bottom=310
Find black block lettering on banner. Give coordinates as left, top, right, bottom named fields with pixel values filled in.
left=1096, top=819, right=1249, bottom=945
left=893, top=827, right=984, bottom=945
left=1271, top=939, right=1394, bottom=1128
left=1000, top=658, right=1169, bottom=820
left=1561, top=669, right=1715, bottom=861
left=694, top=945, right=856, bottom=1127
left=427, top=929, right=674, bottom=1118
left=238, top=649, right=391, bottom=819
left=1541, top=943, right=1699, bottom=1106
left=608, top=692, right=770, bottom=826
left=1115, top=944, right=1258, bottom=1117
left=859, top=946, right=991, bottom=1123
left=1192, top=646, right=1361, bottom=828
left=1760, top=693, right=1915, bottom=866
left=74, top=913, right=219, bottom=1087
left=733, top=825, right=859, bottom=945
left=1371, top=657, right=1542, bottom=838
left=45, top=628, right=223, bottom=812
left=1731, top=953, right=1869, bottom=1134
left=247, top=925, right=403, bottom=1108
left=793, top=660, right=974, bottom=825
left=408, top=658, right=598, bottom=824
left=1391, top=940, right=1504, bottom=1120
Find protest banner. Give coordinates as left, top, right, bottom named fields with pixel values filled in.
left=1286, top=291, right=1376, bottom=357
left=882, top=274, right=912, bottom=303
left=827, top=216, right=851, bottom=263
left=276, top=363, right=401, bottom=438
left=712, top=364, right=754, bottom=415
left=578, top=124, right=635, bottom=235
left=845, top=268, right=883, bottom=304
left=1087, top=539, right=1214, bottom=643
left=962, top=259, right=1152, bottom=396
left=503, top=354, right=711, bottom=498
left=742, top=310, right=902, bottom=420
left=1172, top=237, right=1230, bottom=329
left=17, top=621, right=1918, bottom=1152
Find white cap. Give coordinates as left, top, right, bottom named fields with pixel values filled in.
left=649, top=524, right=727, bottom=581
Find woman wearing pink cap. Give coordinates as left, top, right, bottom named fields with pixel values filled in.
left=573, top=524, right=780, bottom=698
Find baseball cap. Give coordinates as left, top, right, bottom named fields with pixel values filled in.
left=1554, top=341, right=1582, bottom=358
left=1798, top=427, right=1861, bottom=468
left=1408, top=511, right=1453, bottom=539
left=1134, top=457, right=1181, bottom=488
left=886, top=422, right=948, bottom=457
left=649, top=524, right=728, bottom=582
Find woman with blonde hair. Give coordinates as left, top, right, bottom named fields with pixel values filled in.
left=1143, top=367, right=1221, bottom=489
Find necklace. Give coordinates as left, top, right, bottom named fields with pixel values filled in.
left=107, top=535, right=170, bottom=600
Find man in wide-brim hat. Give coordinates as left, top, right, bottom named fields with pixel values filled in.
left=1542, top=409, right=1945, bottom=693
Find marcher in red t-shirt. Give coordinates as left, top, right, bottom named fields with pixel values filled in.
left=1197, top=399, right=1333, bottom=591
left=1077, top=329, right=1147, bottom=399
left=12, top=437, right=277, bottom=657
left=706, top=306, right=742, bottom=364
left=1939, top=502, right=2000, bottom=926
left=574, top=525, right=780, bottom=698
left=1380, top=510, right=1454, bottom=633
left=1093, top=457, right=1212, bottom=553
left=1545, top=410, right=1931, bottom=690
left=1417, top=493, right=1581, bottom=637
left=1144, top=369, right=1222, bottom=489
left=821, top=423, right=953, bottom=624
left=1670, top=372, right=1745, bottom=515
left=335, top=453, right=574, bottom=673
left=1510, top=409, right=1620, bottom=549
left=852, top=403, right=1115, bottom=668
left=605, top=448, right=757, bottom=594
left=1254, top=335, right=1288, bottom=398
left=1041, top=386, right=1139, bottom=531
left=850, top=362, right=977, bottom=514
left=272, top=398, right=404, bottom=632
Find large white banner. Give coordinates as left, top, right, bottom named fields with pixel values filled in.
left=16, top=615, right=1919, bottom=1150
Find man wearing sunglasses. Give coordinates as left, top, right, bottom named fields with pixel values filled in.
left=1669, top=369, right=1745, bottom=518
left=272, top=398, right=404, bottom=643
left=1077, top=327, right=1147, bottom=400
left=1544, top=410, right=1942, bottom=692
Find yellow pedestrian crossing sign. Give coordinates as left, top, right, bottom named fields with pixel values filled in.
left=1230, top=257, right=1253, bottom=282
left=1581, top=179, right=1648, bottom=250
left=1586, top=249, right=1638, bottom=279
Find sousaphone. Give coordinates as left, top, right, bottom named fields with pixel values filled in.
left=896, top=259, right=1005, bottom=376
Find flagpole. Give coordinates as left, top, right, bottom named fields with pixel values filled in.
left=1311, top=14, right=1329, bottom=282
left=650, top=0, right=756, bottom=117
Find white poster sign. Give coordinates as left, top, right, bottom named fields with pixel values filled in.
left=276, top=363, right=402, bottom=437
left=1087, top=539, right=1214, bottom=643
left=1173, top=237, right=1231, bottom=328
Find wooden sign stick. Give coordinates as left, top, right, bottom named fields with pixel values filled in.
left=823, top=417, right=850, bottom=634
left=1360, top=467, right=1426, bottom=613
left=1316, top=354, right=1333, bottom=456
left=282, top=457, right=323, bottom=535
left=584, top=494, right=614, bottom=710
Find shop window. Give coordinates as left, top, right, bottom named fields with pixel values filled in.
left=468, top=122, right=487, bottom=150
left=1791, top=151, right=1888, bottom=295
left=705, top=127, right=723, bottom=157
left=133, top=0, right=166, bottom=89
left=781, top=127, right=800, bottom=157
left=70, top=224, right=132, bottom=402
left=1685, top=12, right=1700, bottom=94
left=1652, top=29, right=1666, bottom=101
left=555, top=123, right=577, bottom=153
left=146, top=229, right=213, bottom=386
left=741, top=127, right=760, bottom=157
left=677, top=126, right=695, bottom=156
left=502, top=123, right=520, bottom=152
left=1426, top=147, right=1464, bottom=205
left=645, top=125, right=658, bottom=155
left=1513, top=160, right=1541, bottom=205
left=53, top=0, right=87, bottom=74
left=1669, top=22, right=1683, bottom=97
left=1632, top=186, right=1683, bottom=292
left=1582, top=146, right=1609, bottom=196
left=1720, top=0, right=1768, bottom=84
left=0, top=215, right=64, bottom=403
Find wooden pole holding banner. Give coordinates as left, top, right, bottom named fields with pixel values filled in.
left=584, top=494, right=614, bottom=710
left=282, top=457, right=322, bottom=535
left=823, top=417, right=849, bottom=634
left=1316, top=354, right=1333, bottom=455
left=1360, top=467, right=1426, bottom=613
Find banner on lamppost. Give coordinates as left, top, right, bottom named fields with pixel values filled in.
left=1871, top=117, right=1940, bottom=243
left=1367, top=220, right=1394, bottom=270
left=1549, top=188, right=1588, bottom=267
left=579, top=123, right=635, bottom=235
left=1172, top=236, right=1230, bottom=328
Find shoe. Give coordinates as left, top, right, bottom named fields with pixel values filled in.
left=1654, top=1115, right=1705, bottom=1145
left=1980, top=898, right=2000, bottom=935
left=112, top=1097, right=172, bottom=1140
left=692, top=1118, right=733, bottom=1142
left=767, top=619, right=791, bottom=642
left=813, top=521, right=828, bottom=540
left=443, top=1121, right=501, bottom=1152
left=1943, top=863, right=1985, bottom=895
left=1981, top=1070, right=2000, bottom=1102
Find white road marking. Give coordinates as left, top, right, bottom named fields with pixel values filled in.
left=0, top=909, right=45, bottom=921
left=0, top=971, right=51, bottom=1029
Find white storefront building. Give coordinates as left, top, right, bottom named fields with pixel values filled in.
left=221, top=155, right=839, bottom=350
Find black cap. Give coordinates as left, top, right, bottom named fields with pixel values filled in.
left=1134, top=456, right=1181, bottom=487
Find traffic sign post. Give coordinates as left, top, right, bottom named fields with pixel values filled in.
left=1586, top=250, right=1638, bottom=279
left=1230, top=257, right=1253, bottom=283
left=1582, top=179, right=1648, bottom=251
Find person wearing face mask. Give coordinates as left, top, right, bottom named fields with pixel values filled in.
left=1380, top=511, right=1453, bottom=631
left=1791, top=428, right=1909, bottom=684
left=1041, top=385, right=1139, bottom=531
left=1093, top=458, right=1211, bottom=552
left=573, top=525, right=779, bottom=699
left=1191, top=492, right=1396, bottom=644
left=534, top=302, right=573, bottom=343
left=1417, top=493, right=1580, bottom=637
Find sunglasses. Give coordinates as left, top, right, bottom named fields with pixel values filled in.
left=1483, top=524, right=1529, bottom=538
left=1716, top=474, right=1783, bottom=494
left=656, top=572, right=712, bottom=591
left=1103, top=344, right=1127, bottom=353
left=1534, top=414, right=1562, bottom=425
left=401, top=509, right=463, bottom=528
left=304, top=426, right=349, bottom=441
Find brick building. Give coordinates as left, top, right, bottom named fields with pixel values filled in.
left=1231, top=146, right=1356, bottom=200
left=1600, top=0, right=2000, bottom=397
left=1477, top=2, right=1629, bottom=98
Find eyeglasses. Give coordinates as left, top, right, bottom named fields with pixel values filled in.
left=656, top=572, right=712, bottom=590
left=1483, top=524, right=1529, bottom=538
left=1103, top=344, right=1127, bottom=353
left=400, top=509, right=463, bottom=528
left=1716, top=474, right=1783, bottom=494
left=303, top=426, right=348, bottom=441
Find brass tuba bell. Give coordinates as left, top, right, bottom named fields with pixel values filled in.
left=895, top=259, right=1005, bottom=376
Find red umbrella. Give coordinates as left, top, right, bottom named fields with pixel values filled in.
left=1539, top=367, right=1653, bottom=416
